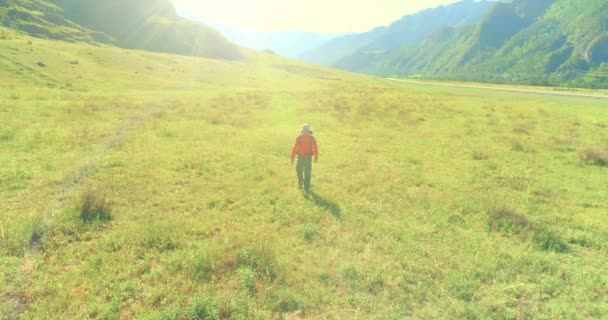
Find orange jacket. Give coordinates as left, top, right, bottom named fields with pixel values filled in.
left=291, top=133, right=318, bottom=161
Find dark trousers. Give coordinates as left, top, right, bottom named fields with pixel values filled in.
left=296, top=155, right=313, bottom=191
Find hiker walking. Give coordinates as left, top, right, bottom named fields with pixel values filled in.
left=291, top=124, right=319, bottom=192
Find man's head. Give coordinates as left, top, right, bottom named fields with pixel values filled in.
left=301, top=124, right=311, bottom=134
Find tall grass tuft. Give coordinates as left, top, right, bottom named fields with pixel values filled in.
left=191, top=248, right=216, bottom=281
left=189, top=295, right=219, bottom=320
left=78, top=188, right=112, bottom=223
left=237, top=243, right=278, bottom=281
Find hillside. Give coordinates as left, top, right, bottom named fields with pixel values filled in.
left=2, top=28, right=608, bottom=319
left=338, top=0, right=608, bottom=88
left=0, top=0, right=110, bottom=42
left=302, top=0, right=494, bottom=66
left=0, top=0, right=243, bottom=60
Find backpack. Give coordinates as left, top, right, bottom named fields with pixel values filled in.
left=297, top=134, right=314, bottom=157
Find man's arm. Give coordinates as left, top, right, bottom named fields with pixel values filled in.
left=312, top=137, right=319, bottom=162
left=290, top=138, right=299, bottom=164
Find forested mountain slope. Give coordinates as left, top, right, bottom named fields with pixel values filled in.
left=0, top=0, right=243, bottom=59
left=302, top=0, right=494, bottom=66
left=338, top=0, right=608, bottom=88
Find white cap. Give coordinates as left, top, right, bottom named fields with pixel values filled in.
left=302, top=124, right=311, bottom=133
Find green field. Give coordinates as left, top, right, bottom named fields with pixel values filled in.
left=2, top=32, right=608, bottom=319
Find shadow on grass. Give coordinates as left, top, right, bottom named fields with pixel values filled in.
left=305, top=191, right=341, bottom=218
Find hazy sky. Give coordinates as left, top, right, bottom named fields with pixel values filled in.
left=170, top=0, right=463, bottom=33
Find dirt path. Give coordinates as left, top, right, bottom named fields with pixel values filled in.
left=5, top=99, right=171, bottom=318
left=387, top=78, right=608, bottom=100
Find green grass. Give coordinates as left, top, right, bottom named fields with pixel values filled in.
left=1, top=33, right=608, bottom=319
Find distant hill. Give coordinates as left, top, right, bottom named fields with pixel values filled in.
left=335, top=0, right=608, bottom=88
left=0, top=0, right=243, bottom=60
left=302, top=0, right=495, bottom=66
left=204, top=26, right=342, bottom=59
left=176, top=10, right=345, bottom=59
left=300, top=27, right=387, bottom=66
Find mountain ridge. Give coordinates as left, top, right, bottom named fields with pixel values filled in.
left=302, top=0, right=495, bottom=66
left=333, top=0, right=608, bottom=88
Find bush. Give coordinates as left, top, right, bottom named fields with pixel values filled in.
left=579, top=147, right=608, bottom=166
left=78, top=188, right=112, bottom=223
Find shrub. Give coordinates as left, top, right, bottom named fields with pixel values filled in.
left=78, top=188, right=112, bottom=223
left=579, top=147, right=608, bottom=166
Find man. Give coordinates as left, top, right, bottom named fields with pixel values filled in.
left=291, top=124, right=319, bottom=192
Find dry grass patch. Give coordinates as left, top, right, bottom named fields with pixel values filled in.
left=579, top=147, right=608, bottom=166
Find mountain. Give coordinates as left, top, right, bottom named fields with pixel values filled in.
left=302, top=0, right=495, bottom=66
left=0, top=0, right=243, bottom=60
left=300, top=26, right=387, bottom=66
left=176, top=10, right=345, bottom=59
left=337, top=0, right=608, bottom=88
left=204, top=26, right=341, bottom=59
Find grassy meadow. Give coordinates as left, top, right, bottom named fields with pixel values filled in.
left=1, top=31, right=608, bottom=319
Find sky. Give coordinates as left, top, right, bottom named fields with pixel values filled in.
left=170, top=0, right=464, bottom=34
